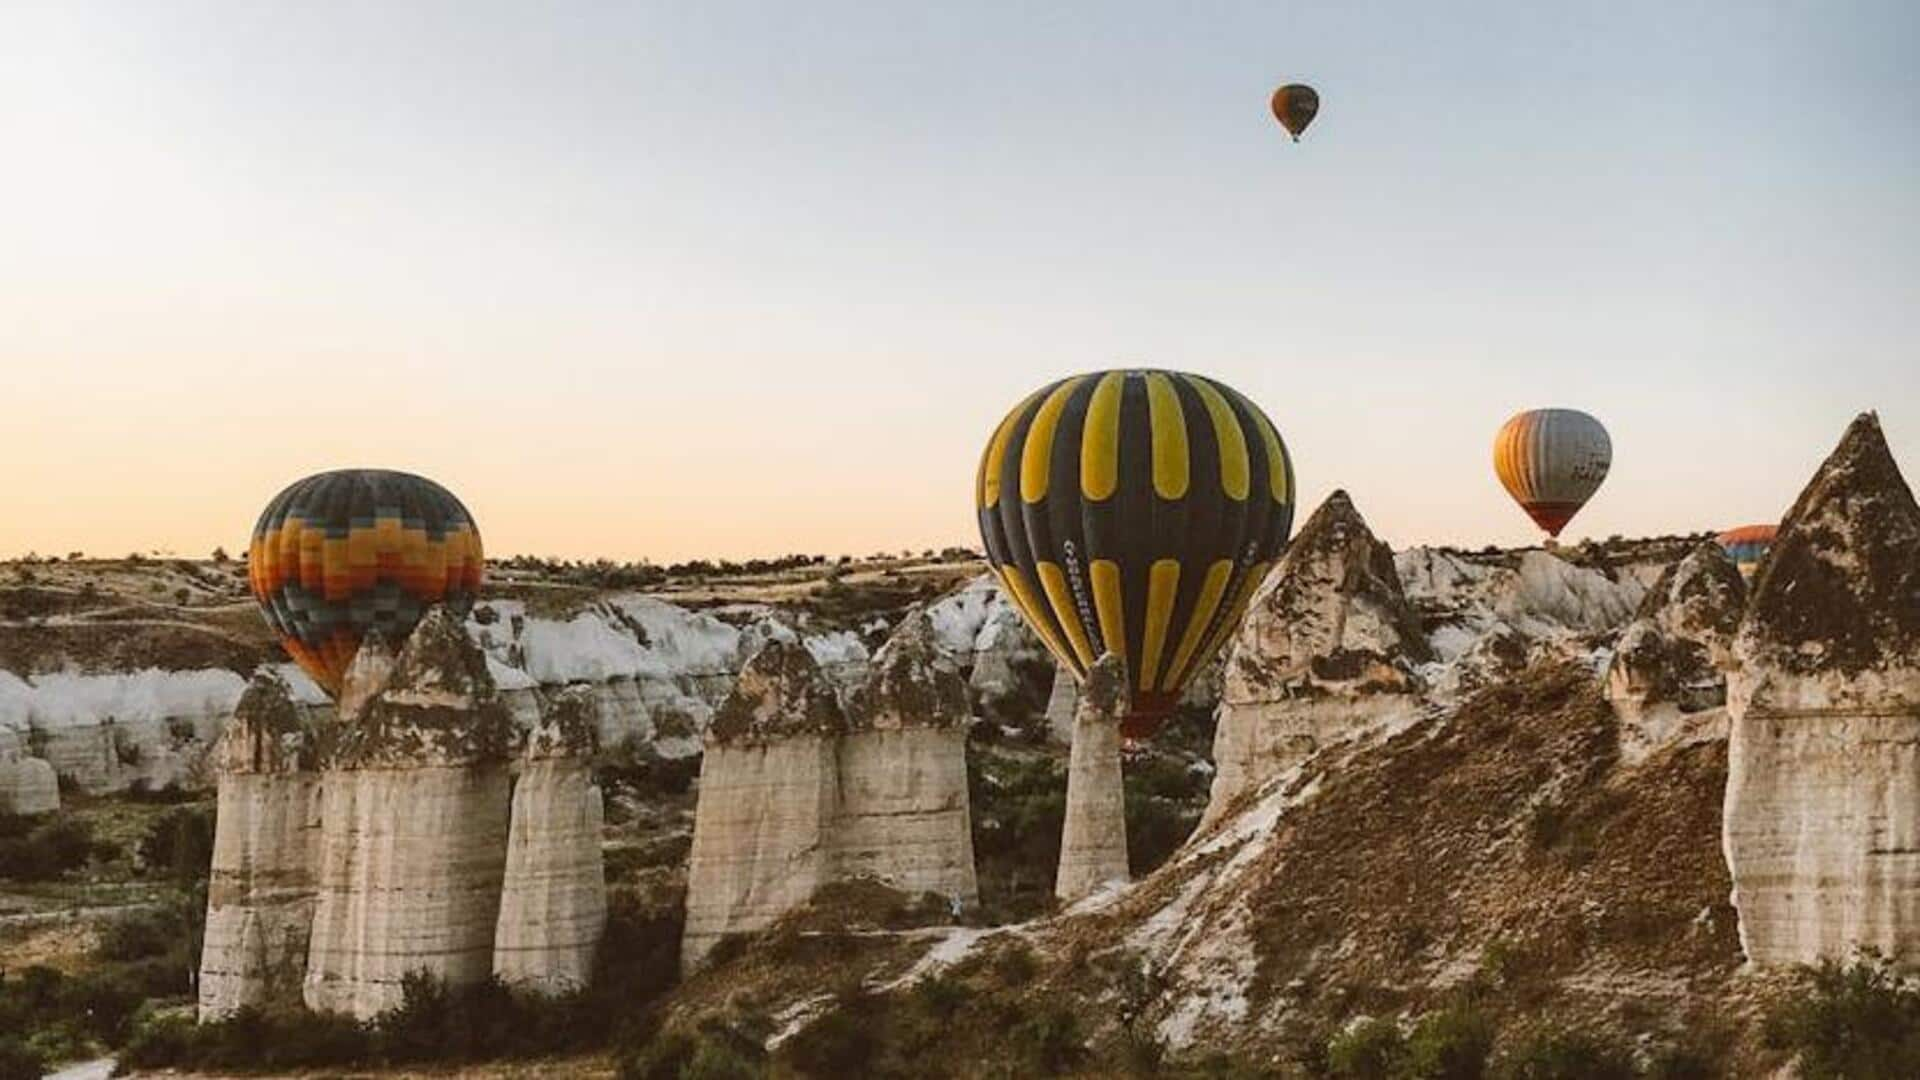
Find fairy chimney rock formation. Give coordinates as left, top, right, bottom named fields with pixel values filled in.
left=1724, top=412, right=1920, bottom=967
left=1606, top=541, right=1746, bottom=764
left=198, top=669, right=325, bottom=1018
left=1206, top=491, right=1432, bottom=827
left=493, top=685, right=608, bottom=995
left=1056, top=652, right=1130, bottom=903
left=304, top=607, right=514, bottom=1019
left=836, top=612, right=978, bottom=906
left=682, top=638, right=845, bottom=968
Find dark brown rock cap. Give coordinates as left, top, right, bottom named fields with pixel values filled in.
left=1740, top=412, right=1920, bottom=677
left=525, top=684, right=600, bottom=761
left=330, top=605, right=514, bottom=769
left=1608, top=541, right=1745, bottom=708
left=844, top=611, right=970, bottom=732
left=708, top=638, right=846, bottom=746
left=219, top=668, right=321, bottom=775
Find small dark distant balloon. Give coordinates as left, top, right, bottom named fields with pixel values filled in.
left=1271, top=83, right=1320, bottom=141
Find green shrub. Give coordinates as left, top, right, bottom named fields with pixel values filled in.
left=1327, top=1017, right=1406, bottom=1079
left=137, top=803, right=215, bottom=880
left=1490, top=1028, right=1633, bottom=1080
left=1763, top=952, right=1920, bottom=1080
left=0, top=814, right=92, bottom=880
left=1403, top=1006, right=1493, bottom=1080
left=622, top=1015, right=768, bottom=1080
left=783, top=990, right=881, bottom=1077
left=0, top=1037, right=46, bottom=1080
left=1008, top=1003, right=1086, bottom=1075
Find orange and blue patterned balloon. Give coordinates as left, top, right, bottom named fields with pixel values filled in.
left=249, top=469, right=484, bottom=696
left=1716, top=524, right=1777, bottom=578
left=977, top=370, right=1295, bottom=737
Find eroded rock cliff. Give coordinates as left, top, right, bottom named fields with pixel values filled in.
left=1724, top=412, right=1920, bottom=966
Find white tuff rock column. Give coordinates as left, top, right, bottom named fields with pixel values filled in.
left=303, top=608, right=514, bottom=1019
left=198, top=670, right=324, bottom=1019
left=836, top=612, right=979, bottom=906
left=681, top=639, right=846, bottom=970
left=1724, top=413, right=1920, bottom=967
left=1205, top=492, right=1429, bottom=829
left=494, top=685, right=608, bottom=995
left=1604, top=541, right=1745, bottom=766
left=1056, top=653, right=1130, bottom=903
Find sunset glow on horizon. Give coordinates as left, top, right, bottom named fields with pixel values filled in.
left=5, top=2, right=1916, bottom=563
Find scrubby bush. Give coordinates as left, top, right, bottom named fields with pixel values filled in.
left=137, top=803, right=216, bottom=881
left=0, top=1037, right=46, bottom=1080
left=621, top=1014, right=770, bottom=1080
left=1403, top=1006, right=1494, bottom=1080
left=1327, top=1017, right=1406, bottom=1079
left=1008, top=1004, right=1087, bottom=1075
left=1490, top=1028, right=1632, bottom=1080
left=783, top=989, right=882, bottom=1077
left=0, top=813, right=93, bottom=881
left=1763, top=951, right=1920, bottom=1080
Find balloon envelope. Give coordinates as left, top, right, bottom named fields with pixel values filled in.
left=1492, top=408, right=1612, bottom=538
left=1271, top=83, right=1319, bottom=140
left=1716, top=524, right=1777, bottom=577
left=976, top=370, right=1296, bottom=737
left=249, top=469, right=484, bottom=696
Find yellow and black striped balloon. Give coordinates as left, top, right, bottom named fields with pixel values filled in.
left=976, top=370, right=1295, bottom=737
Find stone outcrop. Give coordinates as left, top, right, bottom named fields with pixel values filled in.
left=1056, top=653, right=1130, bottom=902
left=198, top=670, right=325, bottom=1018
left=681, top=639, right=845, bottom=968
left=0, top=668, right=243, bottom=794
left=1206, top=492, right=1432, bottom=827
left=682, top=616, right=985, bottom=968
left=304, top=607, right=515, bottom=1019
left=467, top=594, right=867, bottom=753
left=0, top=754, right=57, bottom=815
left=836, top=613, right=977, bottom=905
left=1724, top=413, right=1920, bottom=967
left=494, top=685, right=607, bottom=995
left=1606, top=542, right=1745, bottom=765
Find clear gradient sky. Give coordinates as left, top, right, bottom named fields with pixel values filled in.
left=4, top=2, right=1916, bottom=562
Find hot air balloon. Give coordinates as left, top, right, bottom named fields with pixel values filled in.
left=1271, top=83, right=1319, bottom=141
left=976, top=370, right=1296, bottom=738
left=1716, top=524, right=1777, bottom=578
left=249, top=469, right=484, bottom=696
left=1492, top=408, right=1612, bottom=538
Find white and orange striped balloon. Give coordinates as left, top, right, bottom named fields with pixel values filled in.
left=1492, top=408, right=1611, bottom=537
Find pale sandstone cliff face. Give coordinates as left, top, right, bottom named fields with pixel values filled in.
left=1606, top=542, right=1746, bottom=765
left=836, top=613, right=977, bottom=906
left=681, top=639, right=845, bottom=969
left=1724, top=413, right=1920, bottom=968
left=0, top=667, right=242, bottom=795
left=1056, top=653, right=1130, bottom=902
left=1207, top=492, right=1432, bottom=827
left=304, top=608, right=515, bottom=1020
left=0, top=695, right=56, bottom=814
left=494, top=685, right=607, bottom=995
left=198, top=670, right=325, bottom=1019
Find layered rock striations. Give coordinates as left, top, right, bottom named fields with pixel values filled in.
left=1056, top=653, right=1131, bottom=902
left=494, top=685, right=607, bottom=995
left=0, top=667, right=244, bottom=794
left=1606, top=542, right=1746, bottom=765
left=681, top=639, right=845, bottom=968
left=198, top=670, right=325, bottom=1018
left=836, top=613, right=977, bottom=905
left=1724, top=413, right=1920, bottom=967
left=304, top=608, right=515, bottom=1019
left=1207, top=492, right=1432, bottom=827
